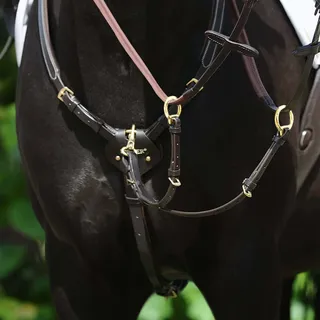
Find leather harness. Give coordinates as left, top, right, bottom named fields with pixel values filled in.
left=37, top=0, right=320, bottom=297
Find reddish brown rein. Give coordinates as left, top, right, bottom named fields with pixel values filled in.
left=92, top=0, right=170, bottom=103
left=92, top=0, right=265, bottom=108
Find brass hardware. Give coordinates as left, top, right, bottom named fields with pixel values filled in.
left=120, top=125, right=147, bottom=156
left=57, top=87, right=74, bottom=101
left=121, top=124, right=136, bottom=156
left=165, top=290, right=178, bottom=299
left=186, top=78, right=204, bottom=91
left=164, top=96, right=182, bottom=125
left=115, top=155, right=121, bottom=161
left=169, top=177, right=181, bottom=187
left=274, top=105, right=294, bottom=136
left=145, top=156, right=151, bottom=162
left=242, top=185, right=252, bottom=198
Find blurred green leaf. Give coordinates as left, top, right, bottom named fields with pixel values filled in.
left=0, top=245, right=27, bottom=279
left=138, top=294, right=173, bottom=320
left=35, top=305, right=55, bottom=320
left=182, top=283, right=214, bottom=320
left=7, top=199, right=45, bottom=241
left=0, top=297, right=38, bottom=320
left=0, top=104, right=17, bottom=156
left=29, top=276, right=51, bottom=300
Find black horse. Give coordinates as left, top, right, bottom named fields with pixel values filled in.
left=15, top=0, right=320, bottom=319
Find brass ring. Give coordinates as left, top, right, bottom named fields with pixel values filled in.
left=274, top=105, right=294, bottom=136
left=164, top=96, right=182, bottom=124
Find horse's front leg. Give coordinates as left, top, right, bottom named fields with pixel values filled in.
left=192, top=220, right=284, bottom=320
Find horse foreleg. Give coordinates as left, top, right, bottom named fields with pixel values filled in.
left=45, top=227, right=151, bottom=320
left=279, top=277, right=294, bottom=320
left=192, top=236, right=283, bottom=320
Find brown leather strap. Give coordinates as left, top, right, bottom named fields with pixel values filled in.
left=124, top=184, right=163, bottom=291
left=168, top=0, right=259, bottom=106
left=232, top=0, right=320, bottom=113
left=92, top=0, right=259, bottom=107
left=160, top=131, right=289, bottom=217
left=92, top=0, right=168, bottom=103
left=125, top=175, right=187, bottom=298
left=231, top=0, right=278, bottom=111
left=124, top=118, right=181, bottom=208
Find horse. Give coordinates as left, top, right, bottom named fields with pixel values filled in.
left=15, top=0, right=320, bottom=319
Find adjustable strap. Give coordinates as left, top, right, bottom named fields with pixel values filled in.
left=160, top=130, right=289, bottom=218
left=198, top=0, right=226, bottom=76
left=129, top=111, right=292, bottom=218
left=124, top=184, right=163, bottom=292
left=146, top=0, right=260, bottom=142
left=124, top=118, right=182, bottom=208
left=38, top=0, right=117, bottom=141
left=124, top=179, right=185, bottom=298
left=173, top=0, right=259, bottom=105
left=230, top=0, right=278, bottom=111
left=231, top=0, right=320, bottom=113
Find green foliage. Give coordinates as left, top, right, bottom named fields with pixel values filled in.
left=7, top=199, right=45, bottom=241
left=0, top=246, right=27, bottom=280
left=138, top=283, right=214, bottom=320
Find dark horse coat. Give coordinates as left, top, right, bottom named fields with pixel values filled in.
left=15, top=0, right=320, bottom=319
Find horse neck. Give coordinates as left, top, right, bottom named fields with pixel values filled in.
left=51, top=0, right=212, bottom=128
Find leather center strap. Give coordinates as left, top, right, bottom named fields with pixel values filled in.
left=122, top=118, right=182, bottom=208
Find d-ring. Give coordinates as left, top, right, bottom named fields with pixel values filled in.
left=164, top=96, right=182, bottom=124
left=274, top=105, right=294, bottom=136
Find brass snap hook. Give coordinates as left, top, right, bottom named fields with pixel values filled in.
left=164, top=96, right=182, bottom=125
left=120, top=125, right=147, bottom=157
left=274, top=105, right=294, bottom=136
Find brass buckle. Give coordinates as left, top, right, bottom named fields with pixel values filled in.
left=186, top=78, right=204, bottom=91
left=242, top=184, right=252, bottom=198
left=120, top=125, right=146, bottom=157
left=274, top=105, right=294, bottom=136
left=163, top=96, right=182, bottom=125
left=57, top=87, right=74, bottom=101
left=168, top=177, right=181, bottom=187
